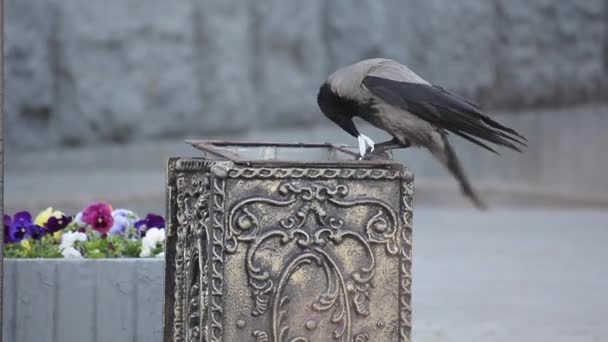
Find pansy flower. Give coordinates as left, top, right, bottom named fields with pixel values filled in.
left=140, top=227, right=166, bottom=257
left=46, top=215, right=73, bottom=234
left=81, top=202, right=114, bottom=234
left=34, top=207, right=72, bottom=233
left=20, top=240, right=32, bottom=254
left=29, top=224, right=46, bottom=240
left=74, top=212, right=85, bottom=225
left=59, top=231, right=87, bottom=258
left=4, top=214, right=14, bottom=243
left=134, top=213, right=165, bottom=237
left=8, top=211, right=34, bottom=242
left=34, top=207, right=60, bottom=227
left=109, top=209, right=139, bottom=235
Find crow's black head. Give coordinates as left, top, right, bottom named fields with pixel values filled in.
left=317, top=82, right=376, bottom=119
left=317, top=82, right=376, bottom=137
left=317, top=82, right=341, bottom=119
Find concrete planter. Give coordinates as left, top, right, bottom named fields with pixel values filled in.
left=2, top=258, right=165, bottom=342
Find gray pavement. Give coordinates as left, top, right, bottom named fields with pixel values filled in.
left=411, top=207, right=608, bottom=342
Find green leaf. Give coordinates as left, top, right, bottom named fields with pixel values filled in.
left=151, top=242, right=164, bottom=256
left=124, top=239, right=142, bottom=257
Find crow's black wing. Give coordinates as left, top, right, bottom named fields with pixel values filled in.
left=362, top=76, right=527, bottom=153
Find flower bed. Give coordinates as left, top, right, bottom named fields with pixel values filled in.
left=3, top=202, right=166, bottom=258
left=3, top=202, right=168, bottom=342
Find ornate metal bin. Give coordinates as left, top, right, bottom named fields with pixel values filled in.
left=164, top=141, right=414, bottom=342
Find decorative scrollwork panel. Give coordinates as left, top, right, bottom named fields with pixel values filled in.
left=165, top=160, right=413, bottom=342
left=222, top=176, right=406, bottom=342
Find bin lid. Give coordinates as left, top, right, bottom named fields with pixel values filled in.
left=185, top=139, right=398, bottom=166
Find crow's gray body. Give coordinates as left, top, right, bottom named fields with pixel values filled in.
left=317, top=58, right=527, bottom=209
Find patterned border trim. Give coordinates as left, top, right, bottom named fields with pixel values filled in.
left=399, top=175, right=414, bottom=341
left=209, top=174, right=226, bottom=342
left=173, top=192, right=186, bottom=342
left=165, top=160, right=185, bottom=342
left=175, top=159, right=215, bottom=171
left=174, top=158, right=415, bottom=181
left=227, top=167, right=408, bottom=180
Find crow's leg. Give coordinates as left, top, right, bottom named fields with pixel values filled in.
left=372, top=137, right=411, bottom=154
left=361, top=138, right=411, bottom=160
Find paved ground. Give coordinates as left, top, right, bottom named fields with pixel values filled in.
left=411, top=207, right=608, bottom=342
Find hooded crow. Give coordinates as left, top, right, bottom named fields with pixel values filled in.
left=317, top=58, right=527, bottom=210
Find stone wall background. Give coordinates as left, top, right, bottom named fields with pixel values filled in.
left=6, top=0, right=608, bottom=150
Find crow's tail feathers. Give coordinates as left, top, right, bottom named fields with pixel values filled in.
left=433, top=134, right=487, bottom=211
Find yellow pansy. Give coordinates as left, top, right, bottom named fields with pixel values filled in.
left=20, top=240, right=31, bottom=254
left=34, top=207, right=64, bottom=227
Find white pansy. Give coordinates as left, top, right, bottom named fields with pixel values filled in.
left=59, top=232, right=87, bottom=258
left=61, top=246, right=83, bottom=259
left=139, top=228, right=166, bottom=257
left=59, top=232, right=87, bottom=254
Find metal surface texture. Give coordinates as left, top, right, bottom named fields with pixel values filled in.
left=164, top=142, right=414, bottom=342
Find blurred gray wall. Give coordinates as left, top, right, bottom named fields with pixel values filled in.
left=5, top=0, right=608, bottom=150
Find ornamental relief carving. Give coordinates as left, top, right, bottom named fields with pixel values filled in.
left=165, top=161, right=412, bottom=342
left=175, top=172, right=210, bottom=342
left=224, top=181, right=400, bottom=342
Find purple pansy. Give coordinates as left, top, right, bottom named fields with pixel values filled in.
left=134, top=213, right=165, bottom=237
left=4, top=214, right=14, bottom=243
left=81, top=202, right=114, bottom=234
left=109, top=209, right=138, bottom=235
left=46, top=215, right=73, bottom=233
left=29, top=224, right=46, bottom=240
left=7, top=211, right=34, bottom=242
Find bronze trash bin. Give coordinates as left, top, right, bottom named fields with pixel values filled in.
left=163, top=141, right=414, bottom=342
